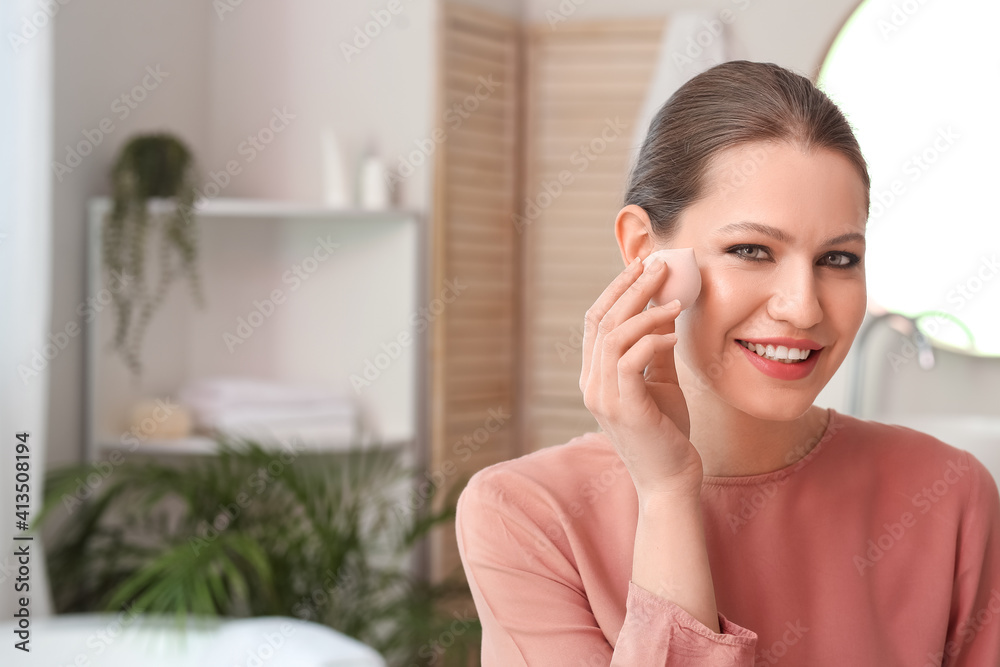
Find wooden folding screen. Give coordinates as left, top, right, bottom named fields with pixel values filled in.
left=430, top=4, right=665, bottom=587
left=521, top=19, right=664, bottom=453
left=430, top=3, right=522, bottom=585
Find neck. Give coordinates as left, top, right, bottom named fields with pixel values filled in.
left=681, top=381, right=829, bottom=478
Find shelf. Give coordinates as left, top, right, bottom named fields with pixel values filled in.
left=84, top=196, right=427, bottom=466
left=88, top=196, right=419, bottom=221
left=94, top=434, right=412, bottom=456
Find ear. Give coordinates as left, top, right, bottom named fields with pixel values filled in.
left=614, top=204, right=655, bottom=267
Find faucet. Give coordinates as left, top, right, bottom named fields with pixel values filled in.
left=847, top=310, right=936, bottom=417
left=847, top=307, right=978, bottom=416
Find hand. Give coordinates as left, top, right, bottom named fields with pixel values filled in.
left=580, top=255, right=704, bottom=500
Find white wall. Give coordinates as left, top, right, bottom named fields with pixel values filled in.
left=204, top=2, right=437, bottom=208
left=48, top=1, right=438, bottom=467
left=522, top=0, right=856, bottom=79
left=50, top=0, right=213, bottom=467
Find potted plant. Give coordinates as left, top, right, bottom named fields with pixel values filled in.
left=33, top=438, right=481, bottom=667
left=102, top=133, right=203, bottom=377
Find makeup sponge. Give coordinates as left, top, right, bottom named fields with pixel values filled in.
left=642, top=248, right=702, bottom=310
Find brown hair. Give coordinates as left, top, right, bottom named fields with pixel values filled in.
left=624, top=60, right=870, bottom=242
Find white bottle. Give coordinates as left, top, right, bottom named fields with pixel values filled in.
left=357, top=141, right=389, bottom=210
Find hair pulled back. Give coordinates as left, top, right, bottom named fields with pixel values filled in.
left=624, top=60, right=870, bottom=241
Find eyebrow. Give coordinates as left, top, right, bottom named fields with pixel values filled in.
left=714, top=221, right=866, bottom=247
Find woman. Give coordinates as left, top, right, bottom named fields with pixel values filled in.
left=455, top=60, right=1000, bottom=665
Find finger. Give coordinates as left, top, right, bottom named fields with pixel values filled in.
left=643, top=300, right=682, bottom=384
left=618, top=333, right=678, bottom=406
left=602, top=255, right=670, bottom=330
left=593, top=259, right=670, bottom=403
left=598, top=300, right=681, bottom=390
left=581, top=256, right=642, bottom=389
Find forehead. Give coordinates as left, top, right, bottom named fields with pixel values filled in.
left=686, top=141, right=869, bottom=235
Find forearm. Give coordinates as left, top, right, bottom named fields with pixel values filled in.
left=631, top=490, right=721, bottom=633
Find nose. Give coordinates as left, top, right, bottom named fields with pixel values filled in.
left=766, top=262, right=823, bottom=330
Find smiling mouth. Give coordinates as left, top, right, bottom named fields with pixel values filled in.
left=736, top=339, right=821, bottom=364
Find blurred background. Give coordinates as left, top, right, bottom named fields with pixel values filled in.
left=1, top=0, right=997, bottom=664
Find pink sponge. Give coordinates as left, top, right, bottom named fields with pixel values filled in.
left=641, top=248, right=702, bottom=310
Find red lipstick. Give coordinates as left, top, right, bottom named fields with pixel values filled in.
left=734, top=339, right=823, bottom=381
left=737, top=337, right=823, bottom=350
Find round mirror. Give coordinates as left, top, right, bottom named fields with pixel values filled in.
left=818, top=0, right=1000, bottom=356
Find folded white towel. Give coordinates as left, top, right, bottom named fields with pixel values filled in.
left=179, top=376, right=358, bottom=431
left=215, top=420, right=358, bottom=450
left=200, top=402, right=357, bottom=428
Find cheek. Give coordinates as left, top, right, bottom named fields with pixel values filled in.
left=677, top=268, right=757, bottom=349
left=825, top=280, right=868, bottom=342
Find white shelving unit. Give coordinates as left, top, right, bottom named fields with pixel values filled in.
left=83, top=197, right=427, bottom=468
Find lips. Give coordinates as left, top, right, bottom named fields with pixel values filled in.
left=737, top=337, right=823, bottom=350
left=734, top=339, right=822, bottom=380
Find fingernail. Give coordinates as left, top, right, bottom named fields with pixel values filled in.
left=668, top=299, right=682, bottom=309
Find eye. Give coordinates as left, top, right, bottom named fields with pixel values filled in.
left=820, top=252, right=862, bottom=268
left=727, top=244, right=771, bottom=261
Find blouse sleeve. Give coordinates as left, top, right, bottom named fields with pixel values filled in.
left=940, top=452, right=1000, bottom=665
left=455, top=467, right=758, bottom=666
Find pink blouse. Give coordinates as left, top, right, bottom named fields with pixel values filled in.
left=456, top=408, right=1000, bottom=665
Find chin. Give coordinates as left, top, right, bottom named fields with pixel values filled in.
left=731, top=393, right=818, bottom=423
left=677, top=341, right=825, bottom=422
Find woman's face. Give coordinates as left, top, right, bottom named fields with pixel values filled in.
left=667, top=140, right=869, bottom=421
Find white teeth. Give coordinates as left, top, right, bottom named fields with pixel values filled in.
left=739, top=340, right=813, bottom=363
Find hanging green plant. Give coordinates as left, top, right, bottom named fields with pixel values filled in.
left=102, top=133, right=204, bottom=377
